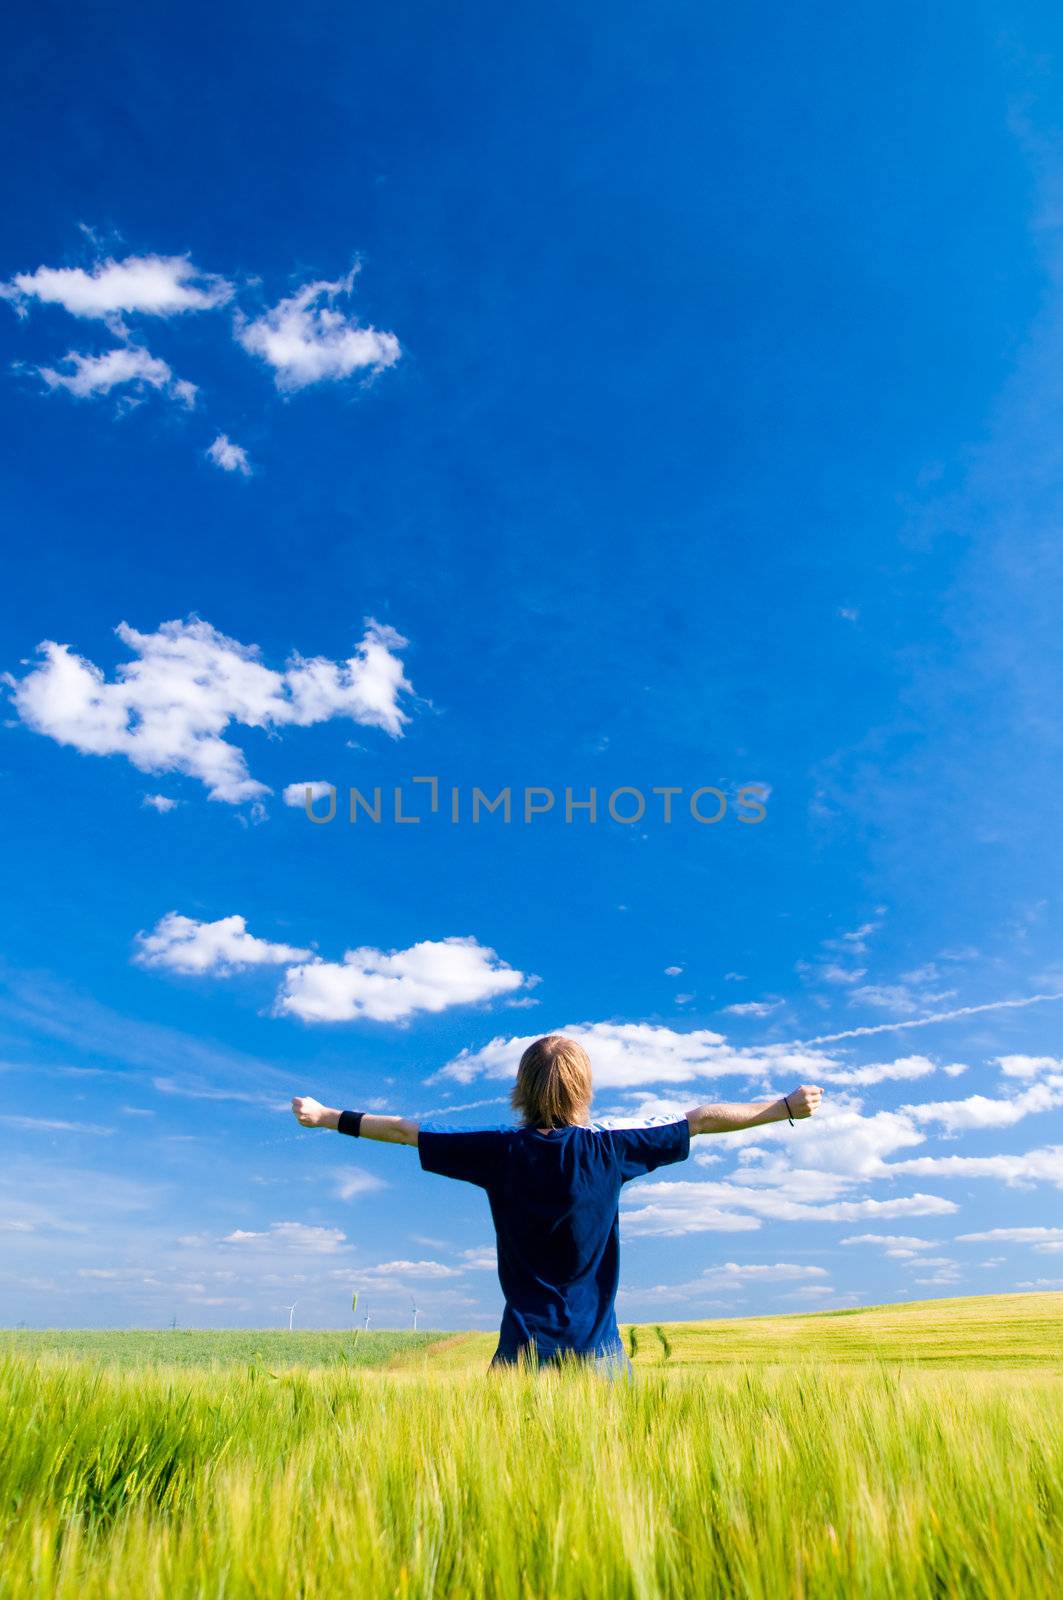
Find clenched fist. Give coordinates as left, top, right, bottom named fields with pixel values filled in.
left=291, top=1095, right=334, bottom=1128
left=785, top=1085, right=823, bottom=1119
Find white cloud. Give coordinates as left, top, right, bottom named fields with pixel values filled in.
left=620, top=1181, right=957, bottom=1236
left=142, top=794, right=179, bottom=813
left=901, top=1081, right=1063, bottom=1132
left=629, top=1263, right=829, bottom=1300
left=664, top=965, right=683, bottom=977
left=439, top=1023, right=959, bottom=1147
left=134, top=912, right=311, bottom=974
left=458, top=1247, right=498, bottom=1270
left=996, top=1054, right=1063, bottom=1079
left=283, top=781, right=334, bottom=808
left=721, top=1000, right=781, bottom=1018
left=277, top=937, right=527, bottom=1024
left=37, top=345, right=196, bottom=407
left=840, top=1233, right=935, bottom=1252
left=223, top=1222, right=345, bottom=1253
left=819, top=1054, right=937, bottom=1086
left=889, top=1145, right=1063, bottom=1187
left=724, top=1155, right=853, bottom=1204
left=595, top=1092, right=703, bottom=1124
left=348, top=1259, right=461, bottom=1280
left=699, top=1262, right=828, bottom=1284
left=206, top=434, right=252, bottom=475
left=135, top=918, right=527, bottom=1027
left=438, top=1021, right=836, bottom=1090
left=2, top=252, right=233, bottom=320
left=957, top=1226, right=1063, bottom=1246
left=713, top=1098, right=927, bottom=1183
left=1015, top=1278, right=1063, bottom=1289
left=5, top=616, right=413, bottom=803
left=236, top=270, right=400, bottom=391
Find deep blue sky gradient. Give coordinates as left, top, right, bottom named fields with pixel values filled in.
left=2, top=1, right=1063, bottom=1329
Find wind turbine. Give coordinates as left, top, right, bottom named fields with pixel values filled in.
left=410, top=1297, right=421, bottom=1332
left=284, top=1301, right=298, bottom=1332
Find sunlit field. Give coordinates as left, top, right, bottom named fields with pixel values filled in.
left=0, top=1327, right=436, bottom=1370
left=2, top=1294, right=1061, bottom=1599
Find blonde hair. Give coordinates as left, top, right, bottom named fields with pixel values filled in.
left=511, top=1034, right=593, bottom=1128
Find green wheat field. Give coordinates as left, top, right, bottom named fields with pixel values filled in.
left=2, top=1293, right=1062, bottom=1599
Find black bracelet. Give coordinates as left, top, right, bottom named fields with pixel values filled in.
left=783, top=1096, right=795, bottom=1127
left=337, top=1110, right=365, bottom=1138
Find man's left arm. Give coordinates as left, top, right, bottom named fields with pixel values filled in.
left=685, top=1084, right=823, bottom=1136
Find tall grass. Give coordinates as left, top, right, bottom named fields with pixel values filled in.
left=2, top=1349, right=1062, bottom=1598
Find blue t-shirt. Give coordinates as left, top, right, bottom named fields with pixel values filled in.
left=417, top=1119, right=691, bottom=1361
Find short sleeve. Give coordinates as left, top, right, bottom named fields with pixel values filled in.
left=417, top=1128, right=506, bottom=1189
left=602, top=1119, right=690, bottom=1183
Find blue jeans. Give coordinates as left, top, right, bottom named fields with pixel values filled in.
left=489, top=1343, right=634, bottom=1381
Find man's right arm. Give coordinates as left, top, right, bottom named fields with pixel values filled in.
left=685, top=1084, right=822, bottom=1136
left=291, top=1097, right=419, bottom=1146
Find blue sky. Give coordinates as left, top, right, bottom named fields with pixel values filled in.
left=3, top=0, right=1063, bottom=1331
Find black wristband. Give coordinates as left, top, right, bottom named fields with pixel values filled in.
left=337, top=1110, right=365, bottom=1138
left=783, top=1096, right=795, bottom=1127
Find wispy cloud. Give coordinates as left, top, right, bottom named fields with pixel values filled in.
left=0, top=1114, right=114, bottom=1135
left=0, top=966, right=292, bottom=1100
left=720, top=1000, right=781, bottom=1018
left=343, top=1259, right=462, bottom=1280
left=332, top=1167, right=387, bottom=1202
left=206, top=433, right=252, bottom=475
left=957, top=1226, right=1063, bottom=1251
left=223, top=1222, right=346, bottom=1253
left=840, top=1233, right=936, bottom=1257
left=796, top=992, right=1063, bottom=1045
left=36, top=345, right=196, bottom=408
